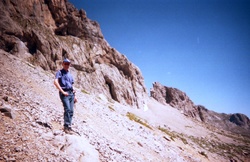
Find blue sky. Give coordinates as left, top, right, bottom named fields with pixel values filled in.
left=69, top=0, right=250, bottom=118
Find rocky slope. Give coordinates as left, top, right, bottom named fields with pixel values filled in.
left=1, top=50, right=249, bottom=161
left=0, top=0, right=250, bottom=162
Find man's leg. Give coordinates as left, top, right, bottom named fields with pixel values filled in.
left=68, top=93, right=74, bottom=126
left=60, top=93, right=73, bottom=128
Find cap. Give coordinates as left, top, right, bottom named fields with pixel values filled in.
left=63, top=58, right=71, bottom=63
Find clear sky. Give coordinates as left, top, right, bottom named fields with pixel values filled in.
left=69, top=0, right=250, bottom=118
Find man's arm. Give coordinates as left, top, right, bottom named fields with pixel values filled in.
left=54, top=79, right=69, bottom=96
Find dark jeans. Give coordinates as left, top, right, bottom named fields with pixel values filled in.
left=59, top=91, right=74, bottom=128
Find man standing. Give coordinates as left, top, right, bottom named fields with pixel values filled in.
left=54, top=58, right=77, bottom=134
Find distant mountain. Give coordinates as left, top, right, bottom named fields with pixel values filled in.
left=150, top=82, right=250, bottom=135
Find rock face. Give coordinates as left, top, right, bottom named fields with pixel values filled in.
left=229, top=113, right=250, bottom=129
left=0, top=0, right=147, bottom=109
left=150, top=82, right=250, bottom=135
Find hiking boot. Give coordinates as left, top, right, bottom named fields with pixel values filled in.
left=64, top=127, right=74, bottom=135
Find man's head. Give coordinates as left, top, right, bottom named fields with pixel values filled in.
left=62, top=58, right=71, bottom=70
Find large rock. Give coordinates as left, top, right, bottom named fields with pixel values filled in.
left=0, top=0, right=148, bottom=109
left=55, top=135, right=100, bottom=162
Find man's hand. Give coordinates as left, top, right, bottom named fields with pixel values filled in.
left=74, top=97, right=78, bottom=103
left=62, top=91, right=69, bottom=96
left=54, top=79, right=69, bottom=96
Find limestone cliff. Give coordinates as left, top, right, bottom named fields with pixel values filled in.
left=0, top=0, right=147, bottom=108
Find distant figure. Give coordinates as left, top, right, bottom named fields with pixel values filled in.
left=54, top=58, right=77, bottom=134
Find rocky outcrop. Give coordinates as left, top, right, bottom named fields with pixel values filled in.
left=0, top=0, right=147, bottom=109
left=150, top=82, right=250, bottom=135
left=150, top=82, right=201, bottom=120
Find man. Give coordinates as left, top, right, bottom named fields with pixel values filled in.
left=54, top=58, right=77, bottom=134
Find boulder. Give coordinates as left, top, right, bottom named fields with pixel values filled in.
left=0, top=107, right=14, bottom=119
left=64, top=135, right=100, bottom=162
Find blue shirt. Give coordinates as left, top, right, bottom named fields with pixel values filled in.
left=55, top=69, right=74, bottom=90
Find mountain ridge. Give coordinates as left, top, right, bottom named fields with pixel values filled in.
left=150, top=82, right=250, bottom=136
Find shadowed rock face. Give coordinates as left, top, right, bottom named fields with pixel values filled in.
left=229, top=113, right=250, bottom=128
left=0, top=0, right=147, bottom=108
left=150, top=82, right=250, bottom=135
